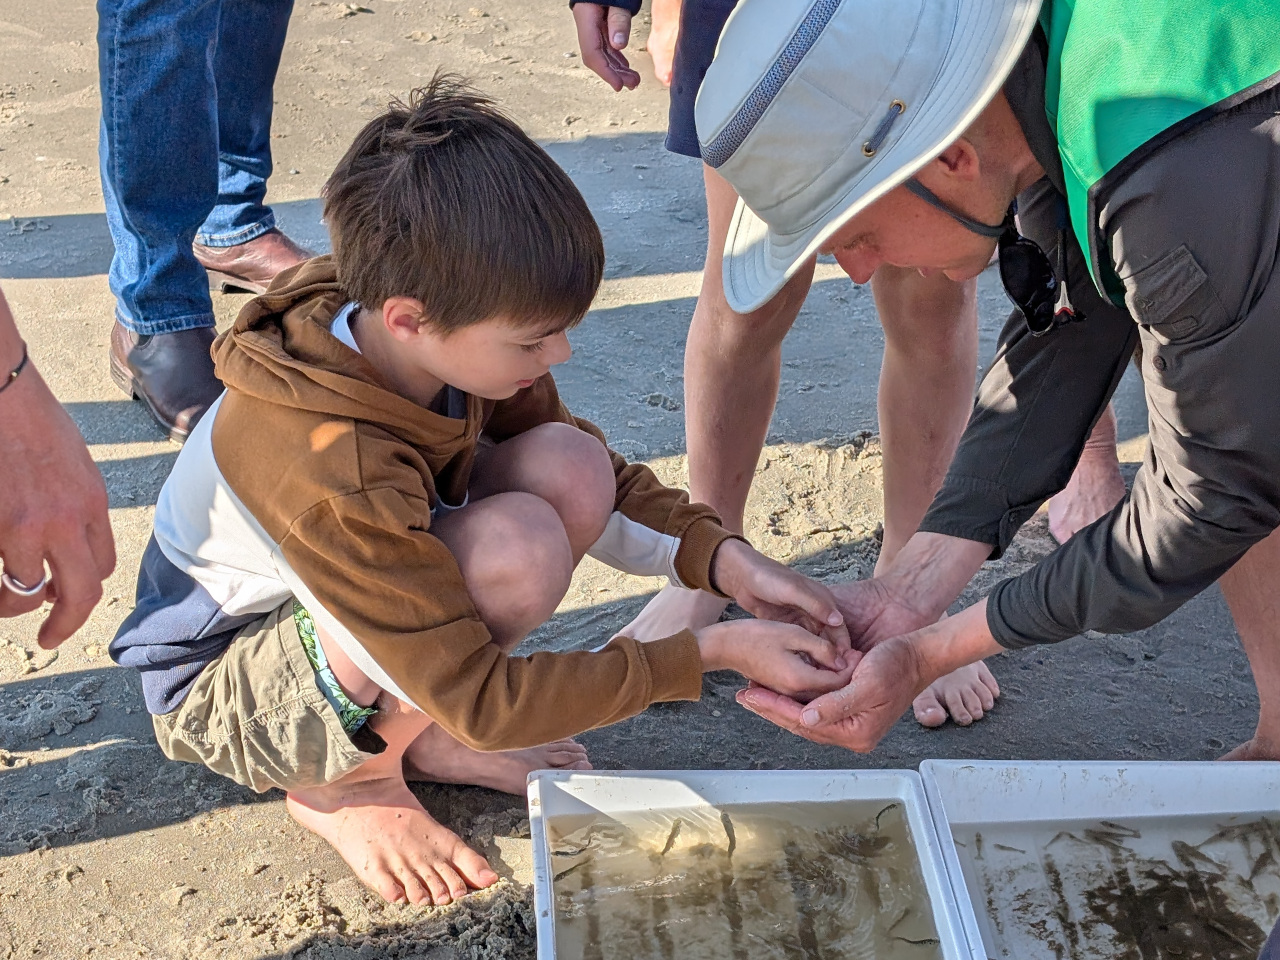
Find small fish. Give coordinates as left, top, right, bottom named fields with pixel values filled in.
left=994, top=843, right=1027, bottom=855
left=1083, top=828, right=1129, bottom=850
left=874, top=803, right=898, bottom=831
left=659, top=817, right=683, bottom=857
left=1172, top=839, right=1227, bottom=875
left=974, top=831, right=984, bottom=861
left=1100, top=820, right=1141, bottom=838
left=894, top=936, right=941, bottom=946
left=553, top=860, right=588, bottom=883
left=721, top=811, right=737, bottom=859
left=1250, top=846, right=1275, bottom=882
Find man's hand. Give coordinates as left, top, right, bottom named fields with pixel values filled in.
left=828, top=532, right=994, bottom=651
left=572, top=3, right=641, bottom=91
left=696, top=619, right=854, bottom=703
left=711, top=538, right=850, bottom=653
left=827, top=577, right=933, bottom=652
left=0, top=293, right=115, bottom=648
left=736, top=601, right=1003, bottom=752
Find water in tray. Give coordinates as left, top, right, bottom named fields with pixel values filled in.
left=548, top=799, right=941, bottom=960
left=951, top=813, right=1280, bottom=959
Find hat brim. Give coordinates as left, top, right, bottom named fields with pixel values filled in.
left=722, top=0, right=1043, bottom=314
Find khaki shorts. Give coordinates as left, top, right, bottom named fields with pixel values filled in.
left=152, top=601, right=383, bottom=793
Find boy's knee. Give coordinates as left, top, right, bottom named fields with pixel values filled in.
left=526, top=423, right=615, bottom=535
left=476, top=491, right=575, bottom=611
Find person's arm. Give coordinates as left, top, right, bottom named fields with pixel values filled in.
left=988, top=224, right=1280, bottom=647
left=280, top=490, right=848, bottom=751
left=0, top=288, right=114, bottom=647
left=570, top=1, right=642, bottom=91
left=485, top=375, right=850, bottom=644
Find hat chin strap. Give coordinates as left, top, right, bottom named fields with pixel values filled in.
left=903, top=179, right=1012, bottom=239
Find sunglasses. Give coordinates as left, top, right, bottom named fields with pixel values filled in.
left=904, top=179, right=1080, bottom=336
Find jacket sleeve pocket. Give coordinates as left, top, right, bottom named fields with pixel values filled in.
left=1119, top=244, right=1228, bottom=342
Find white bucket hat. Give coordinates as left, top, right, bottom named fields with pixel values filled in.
left=695, top=0, right=1043, bottom=314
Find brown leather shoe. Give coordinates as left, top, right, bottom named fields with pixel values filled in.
left=192, top=227, right=313, bottom=295
left=110, top=321, right=223, bottom=444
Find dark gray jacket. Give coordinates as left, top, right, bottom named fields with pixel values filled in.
left=920, top=36, right=1280, bottom=647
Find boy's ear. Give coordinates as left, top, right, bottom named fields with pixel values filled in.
left=381, top=296, right=429, bottom=340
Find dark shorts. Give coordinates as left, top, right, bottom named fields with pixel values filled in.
left=666, top=0, right=739, bottom=159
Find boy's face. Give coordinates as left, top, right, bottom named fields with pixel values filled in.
left=406, top=314, right=574, bottom=400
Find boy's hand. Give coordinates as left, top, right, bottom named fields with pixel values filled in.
left=572, top=3, right=641, bottom=92
left=696, top=620, right=855, bottom=703
left=711, top=539, right=851, bottom=653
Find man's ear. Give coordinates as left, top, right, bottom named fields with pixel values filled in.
left=382, top=296, right=428, bottom=341
left=930, top=138, right=981, bottom=183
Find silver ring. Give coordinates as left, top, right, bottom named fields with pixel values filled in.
left=2, top=571, right=48, bottom=597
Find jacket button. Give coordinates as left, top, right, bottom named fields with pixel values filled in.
left=1153, top=355, right=1168, bottom=372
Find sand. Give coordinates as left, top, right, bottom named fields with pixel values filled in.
left=0, top=2, right=1261, bottom=958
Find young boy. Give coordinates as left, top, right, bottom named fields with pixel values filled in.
left=111, top=77, right=852, bottom=908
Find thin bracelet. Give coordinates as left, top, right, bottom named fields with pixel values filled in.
left=0, top=341, right=28, bottom=396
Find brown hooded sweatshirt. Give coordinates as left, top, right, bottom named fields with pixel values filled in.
left=178, top=257, right=735, bottom=750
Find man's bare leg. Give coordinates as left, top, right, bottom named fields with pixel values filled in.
left=870, top=265, right=1002, bottom=727
left=1047, top=403, right=1126, bottom=543
left=1217, top=526, right=1280, bottom=761
left=288, top=427, right=615, bottom=904
left=618, top=165, right=814, bottom=641
left=646, top=0, right=681, bottom=87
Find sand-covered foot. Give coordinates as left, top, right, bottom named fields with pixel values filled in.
left=616, top=583, right=729, bottom=642
left=404, top=724, right=591, bottom=794
left=913, top=661, right=1001, bottom=727
left=1220, top=736, right=1280, bottom=761
left=286, top=776, right=498, bottom=906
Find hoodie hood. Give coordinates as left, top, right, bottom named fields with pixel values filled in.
left=213, top=255, right=482, bottom=456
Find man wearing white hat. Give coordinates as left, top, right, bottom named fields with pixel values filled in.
left=697, top=0, right=1280, bottom=758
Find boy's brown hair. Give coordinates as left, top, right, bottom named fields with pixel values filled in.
left=323, top=74, right=605, bottom=333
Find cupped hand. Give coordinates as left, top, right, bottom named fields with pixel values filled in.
left=735, top=633, right=927, bottom=752
left=571, top=3, right=641, bottom=91
left=712, top=538, right=850, bottom=654
left=827, top=576, right=933, bottom=653
left=696, top=619, right=855, bottom=703
left=0, top=317, right=114, bottom=647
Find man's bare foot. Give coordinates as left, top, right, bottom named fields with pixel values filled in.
left=1047, top=407, right=1125, bottom=544
left=1220, top=736, right=1280, bottom=761
left=617, top=583, right=729, bottom=642
left=403, top=723, right=591, bottom=794
left=287, top=776, right=498, bottom=906
left=913, top=661, right=1001, bottom=727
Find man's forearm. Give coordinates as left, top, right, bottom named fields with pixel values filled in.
left=881, top=531, right=991, bottom=623
left=911, top=599, right=1004, bottom=683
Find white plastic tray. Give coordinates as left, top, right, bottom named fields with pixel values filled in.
left=920, top=760, right=1280, bottom=960
left=527, top=769, right=971, bottom=960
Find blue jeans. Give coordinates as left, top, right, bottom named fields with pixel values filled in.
left=98, top=0, right=294, bottom=335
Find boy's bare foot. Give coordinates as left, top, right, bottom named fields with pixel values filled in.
left=286, top=776, right=498, bottom=906
left=1220, top=736, right=1280, bottom=761
left=912, top=661, right=1001, bottom=727
left=616, top=583, right=729, bottom=642
left=403, top=724, right=591, bottom=794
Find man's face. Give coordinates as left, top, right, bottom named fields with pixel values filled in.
left=819, top=183, right=1000, bottom=285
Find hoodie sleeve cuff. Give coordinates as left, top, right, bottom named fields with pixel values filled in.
left=674, top=519, right=744, bottom=597
left=638, top=629, right=704, bottom=702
